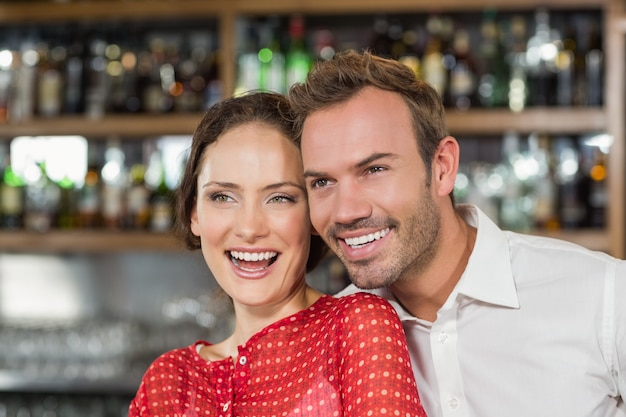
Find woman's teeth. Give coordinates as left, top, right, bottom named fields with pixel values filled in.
left=344, top=228, right=390, bottom=248
left=230, top=251, right=277, bottom=261
left=230, top=251, right=278, bottom=271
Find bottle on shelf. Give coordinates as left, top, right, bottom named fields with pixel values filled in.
left=285, top=14, right=312, bottom=90
left=368, top=16, right=393, bottom=58
left=100, top=138, right=128, bottom=229
left=525, top=9, right=561, bottom=106
left=235, top=19, right=262, bottom=95
left=507, top=14, right=528, bottom=112
left=77, top=143, right=103, bottom=229
left=477, top=9, right=510, bottom=108
left=10, top=35, right=39, bottom=122
left=84, top=34, right=110, bottom=119
left=0, top=143, right=25, bottom=230
left=584, top=19, right=603, bottom=106
left=63, top=36, right=86, bottom=115
left=36, top=31, right=65, bottom=118
left=579, top=144, right=607, bottom=228
left=257, top=17, right=287, bottom=94
left=553, top=136, right=584, bottom=229
left=421, top=14, right=447, bottom=98
left=496, top=131, right=526, bottom=231
left=23, top=160, right=61, bottom=233
left=56, top=174, right=78, bottom=230
left=529, top=133, right=559, bottom=230
left=0, top=44, right=15, bottom=122
left=145, top=147, right=173, bottom=233
left=447, top=28, right=478, bottom=111
left=125, top=158, right=151, bottom=230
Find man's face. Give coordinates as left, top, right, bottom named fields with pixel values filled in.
left=301, top=87, right=440, bottom=289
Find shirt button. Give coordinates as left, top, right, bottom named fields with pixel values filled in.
left=448, top=396, right=459, bottom=409
left=239, top=355, right=247, bottom=365
left=438, top=332, right=449, bottom=344
left=222, top=402, right=229, bottom=412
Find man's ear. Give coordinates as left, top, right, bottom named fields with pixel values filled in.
left=432, top=135, right=460, bottom=197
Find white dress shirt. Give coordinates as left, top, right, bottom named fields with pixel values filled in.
left=337, top=204, right=625, bottom=417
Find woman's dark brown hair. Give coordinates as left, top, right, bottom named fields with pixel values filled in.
left=174, top=91, right=328, bottom=273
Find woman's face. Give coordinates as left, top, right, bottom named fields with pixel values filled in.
left=191, top=122, right=311, bottom=308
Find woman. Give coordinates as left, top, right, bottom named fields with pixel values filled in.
left=128, top=92, right=426, bottom=417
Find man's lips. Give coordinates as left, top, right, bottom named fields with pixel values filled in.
left=341, top=227, right=391, bottom=249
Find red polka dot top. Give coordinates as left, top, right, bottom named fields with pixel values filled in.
left=128, top=292, right=427, bottom=417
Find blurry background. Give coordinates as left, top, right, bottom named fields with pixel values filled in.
left=0, top=0, right=624, bottom=415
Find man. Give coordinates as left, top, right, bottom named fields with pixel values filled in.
left=288, top=49, right=625, bottom=417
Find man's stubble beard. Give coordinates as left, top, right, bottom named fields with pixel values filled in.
left=330, top=190, right=441, bottom=290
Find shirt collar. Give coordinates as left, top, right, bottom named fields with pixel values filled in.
left=455, top=204, right=520, bottom=309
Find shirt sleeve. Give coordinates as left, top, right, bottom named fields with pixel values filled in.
left=128, top=375, right=149, bottom=417
left=336, top=293, right=427, bottom=417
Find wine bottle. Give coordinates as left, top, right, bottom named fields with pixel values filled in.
left=285, top=14, right=312, bottom=89
left=0, top=143, right=25, bottom=229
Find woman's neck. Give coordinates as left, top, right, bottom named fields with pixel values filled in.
left=202, top=285, right=323, bottom=362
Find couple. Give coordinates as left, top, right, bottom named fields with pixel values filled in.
left=129, top=50, right=625, bottom=417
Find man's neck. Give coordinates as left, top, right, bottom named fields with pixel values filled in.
left=390, top=214, right=477, bottom=321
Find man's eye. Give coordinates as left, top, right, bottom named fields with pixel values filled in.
left=368, top=166, right=386, bottom=174
left=311, top=179, right=329, bottom=188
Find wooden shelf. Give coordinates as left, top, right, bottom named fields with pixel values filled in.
left=446, top=107, right=606, bottom=135
left=0, top=1, right=224, bottom=24
left=0, top=0, right=606, bottom=24
left=0, top=108, right=605, bottom=139
left=231, top=0, right=605, bottom=15
left=0, top=113, right=203, bottom=138
left=0, top=230, right=185, bottom=253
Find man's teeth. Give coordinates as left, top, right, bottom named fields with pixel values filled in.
left=230, top=251, right=277, bottom=262
left=344, top=228, right=390, bottom=248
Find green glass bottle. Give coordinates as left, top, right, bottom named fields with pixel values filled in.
left=285, top=15, right=312, bottom=89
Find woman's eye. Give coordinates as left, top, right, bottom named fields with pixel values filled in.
left=269, top=194, right=295, bottom=204
left=211, top=193, right=232, bottom=203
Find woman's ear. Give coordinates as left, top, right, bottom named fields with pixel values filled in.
left=190, top=203, right=201, bottom=237
left=433, top=135, right=460, bottom=197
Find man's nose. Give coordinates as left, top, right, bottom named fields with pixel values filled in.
left=331, top=182, right=373, bottom=225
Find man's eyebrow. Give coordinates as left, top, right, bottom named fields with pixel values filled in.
left=355, top=153, right=395, bottom=169
left=303, top=169, right=326, bottom=179
left=304, top=153, right=396, bottom=179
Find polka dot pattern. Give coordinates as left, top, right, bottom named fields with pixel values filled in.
left=128, top=293, right=426, bottom=417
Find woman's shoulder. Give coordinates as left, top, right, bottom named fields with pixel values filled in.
left=145, top=341, right=209, bottom=372
left=325, top=292, right=397, bottom=319
left=335, top=291, right=394, bottom=307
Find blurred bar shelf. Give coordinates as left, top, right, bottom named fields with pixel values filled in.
left=0, top=230, right=184, bottom=253
left=0, top=108, right=606, bottom=138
